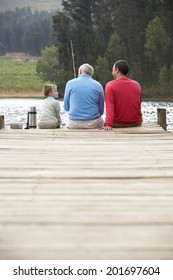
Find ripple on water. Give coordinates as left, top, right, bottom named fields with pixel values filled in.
left=0, top=99, right=173, bottom=132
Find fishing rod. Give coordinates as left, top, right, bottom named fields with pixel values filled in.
left=70, top=40, right=76, bottom=78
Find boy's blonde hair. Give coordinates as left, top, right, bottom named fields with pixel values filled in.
left=42, top=84, right=57, bottom=97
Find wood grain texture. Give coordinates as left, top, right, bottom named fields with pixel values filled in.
left=0, top=124, right=173, bottom=260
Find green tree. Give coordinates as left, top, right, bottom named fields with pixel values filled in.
left=145, top=16, right=171, bottom=70
left=52, top=12, right=71, bottom=70
left=51, top=0, right=173, bottom=98
left=53, top=0, right=96, bottom=70
left=95, top=56, right=112, bottom=87
left=36, top=45, right=71, bottom=94
left=106, top=33, right=127, bottom=65
left=91, top=0, right=114, bottom=57
left=0, top=8, right=53, bottom=55
left=95, top=32, right=127, bottom=87
left=168, top=64, right=173, bottom=94
left=160, top=0, right=173, bottom=40
left=158, top=65, right=169, bottom=97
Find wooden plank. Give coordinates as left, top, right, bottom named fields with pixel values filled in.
left=0, top=123, right=173, bottom=260
left=0, top=226, right=173, bottom=260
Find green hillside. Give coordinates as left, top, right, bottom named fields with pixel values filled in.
left=0, top=0, right=62, bottom=12
left=0, top=56, right=45, bottom=94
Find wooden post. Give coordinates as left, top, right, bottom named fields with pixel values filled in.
left=157, top=108, right=167, bottom=131
left=0, top=115, right=4, bottom=129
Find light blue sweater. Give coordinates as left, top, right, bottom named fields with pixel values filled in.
left=64, top=74, right=104, bottom=120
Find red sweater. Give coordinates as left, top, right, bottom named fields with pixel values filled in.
left=105, top=77, right=142, bottom=127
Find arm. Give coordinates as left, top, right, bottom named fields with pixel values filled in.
left=99, top=85, right=104, bottom=116
left=105, top=83, right=115, bottom=128
left=63, top=82, right=70, bottom=111
left=55, top=102, right=61, bottom=126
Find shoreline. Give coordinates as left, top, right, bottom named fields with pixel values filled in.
left=0, top=90, right=173, bottom=102
left=0, top=90, right=42, bottom=99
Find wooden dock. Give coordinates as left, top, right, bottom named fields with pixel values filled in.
left=0, top=123, right=173, bottom=260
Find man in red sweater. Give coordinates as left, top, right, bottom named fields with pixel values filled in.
left=104, top=60, right=142, bottom=130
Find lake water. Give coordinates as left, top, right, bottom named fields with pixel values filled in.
left=0, top=99, right=173, bottom=132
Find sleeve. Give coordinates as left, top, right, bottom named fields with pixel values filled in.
left=105, top=83, right=115, bottom=127
left=55, top=101, right=61, bottom=125
left=98, top=84, right=104, bottom=116
left=63, top=82, right=70, bottom=111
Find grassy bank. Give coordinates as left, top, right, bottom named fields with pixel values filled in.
left=0, top=56, right=45, bottom=97
left=1, top=54, right=173, bottom=100
left=0, top=90, right=43, bottom=98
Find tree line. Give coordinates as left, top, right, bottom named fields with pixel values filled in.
left=0, top=1, right=173, bottom=99
left=37, top=0, right=173, bottom=98
left=0, top=7, right=53, bottom=56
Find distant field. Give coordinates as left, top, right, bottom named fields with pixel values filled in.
left=0, top=55, right=45, bottom=98
left=0, top=0, right=62, bottom=12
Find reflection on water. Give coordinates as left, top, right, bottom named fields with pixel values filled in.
left=0, top=98, right=173, bottom=132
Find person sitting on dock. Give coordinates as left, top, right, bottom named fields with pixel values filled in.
left=104, top=60, right=142, bottom=130
left=38, top=84, right=61, bottom=129
left=64, top=63, right=104, bottom=129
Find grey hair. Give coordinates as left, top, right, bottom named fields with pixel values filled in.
left=78, top=63, right=94, bottom=76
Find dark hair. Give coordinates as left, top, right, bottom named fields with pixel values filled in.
left=114, top=60, right=129, bottom=75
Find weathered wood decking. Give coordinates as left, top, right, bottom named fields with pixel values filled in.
left=0, top=124, right=173, bottom=260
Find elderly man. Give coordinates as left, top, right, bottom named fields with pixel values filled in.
left=64, top=63, right=104, bottom=129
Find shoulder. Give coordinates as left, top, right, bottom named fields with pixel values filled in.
left=67, top=77, right=78, bottom=85
left=93, top=80, right=104, bottom=93
left=53, top=98, right=60, bottom=104
left=105, top=80, right=115, bottom=90
left=130, top=78, right=141, bottom=88
left=129, top=78, right=139, bottom=84
left=91, top=78, right=103, bottom=87
left=65, top=78, right=78, bottom=88
left=94, top=80, right=102, bottom=86
left=47, top=97, right=60, bottom=105
left=106, top=80, right=114, bottom=86
left=53, top=99, right=60, bottom=109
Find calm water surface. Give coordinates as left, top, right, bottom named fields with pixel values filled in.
left=0, top=99, right=173, bottom=132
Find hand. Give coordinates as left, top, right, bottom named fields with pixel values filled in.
left=104, top=126, right=112, bottom=131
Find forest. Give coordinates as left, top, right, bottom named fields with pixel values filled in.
left=0, top=7, right=53, bottom=56
left=49, top=0, right=173, bottom=98
left=0, top=0, right=173, bottom=98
